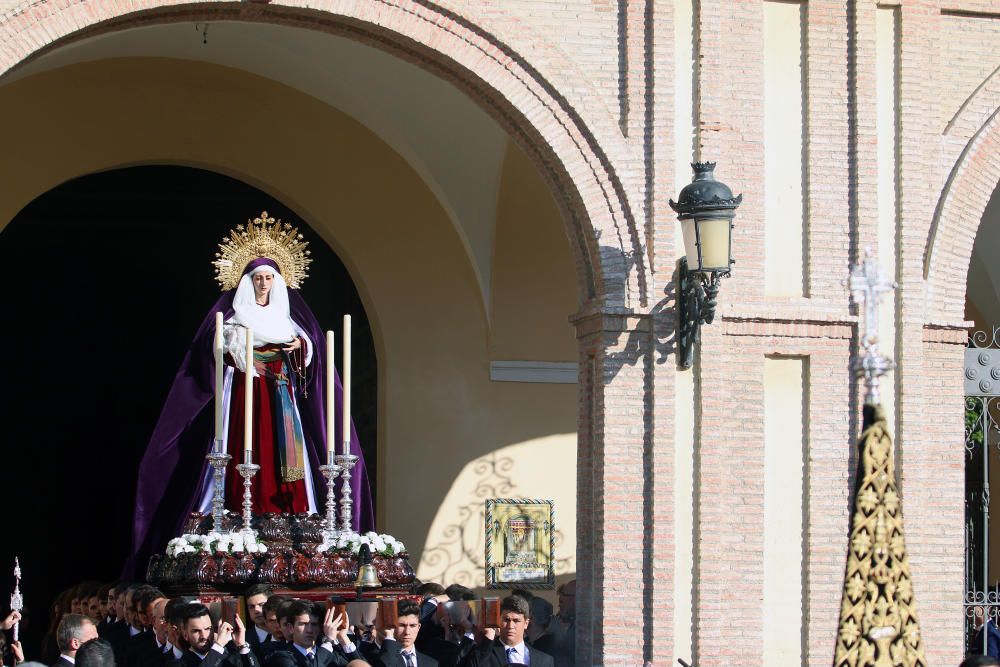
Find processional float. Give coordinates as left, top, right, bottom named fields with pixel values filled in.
left=146, top=213, right=413, bottom=598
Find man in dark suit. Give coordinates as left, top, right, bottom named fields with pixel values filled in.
left=263, top=600, right=361, bottom=667
left=372, top=600, right=438, bottom=667
left=243, top=585, right=273, bottom=661
left=125, top=587, right=170, bottom=667
left=259, top=596, right=292, bottom=664
left=53, top=613, right=100, bottom=667
left=96, top=584, right=118, bottom=638
left=458, top=597, right=554, bottom=667
left=167, top=602, right=259, bottom=667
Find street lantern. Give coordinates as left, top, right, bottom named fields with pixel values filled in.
left=670, top=162, right=742, bottom=369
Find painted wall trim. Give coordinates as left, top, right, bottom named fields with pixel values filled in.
left=490, top=361, right=579, bottom=383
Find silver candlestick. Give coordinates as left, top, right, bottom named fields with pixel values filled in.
left=206, top=442, right=232, bottom=534
left=319, top=452, right=343, bottom=542
left=235, top=451, right=260, bottom=537
left=335, top=452, right=358, bottom=534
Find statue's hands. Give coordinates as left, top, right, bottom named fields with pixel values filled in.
left=283, top=337, right=302, bottom=352
left=11, top=640, right=23, bottom=664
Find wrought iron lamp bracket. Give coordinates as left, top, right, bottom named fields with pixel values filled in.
left=677, top=257, right=726, bottom=369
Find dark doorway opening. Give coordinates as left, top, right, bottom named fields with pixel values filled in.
left=0, top=166, right=377, bottom=657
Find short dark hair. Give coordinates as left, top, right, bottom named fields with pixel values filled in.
left=137, top=588, right=165, bottom=614
left=262, top=594, right=289, bottom=617
left=76, top=638, right=116, bottom=667
left=281, top=600, right=318, bottom=625
left=959, top=657, right=1000, bottom=667
left=165, top=598, right=198, bottom=626
left=445, top=584, right=475, bottom=602
left=510, top=589, right=534, bottom=602
left=500, top=596, right=530, bottom=618
left=56, top=614, right=97, bottom=652
left=396, top=600, right=421, bottom=619
left=182, top=603, right=211, bottom=627
left=415, top=582, right=444, bottom=598
left=244, top=585, right=272, bottom=600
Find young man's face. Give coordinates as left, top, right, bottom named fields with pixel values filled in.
left=499, top=611, right=529, bottom=647
left=184, top=615, right=214, bottom=654
left=394, top=614, right=420, bottom=649
left=116, top=592, right=127, bottom=619
left=287, top=613, right=319, bottom=649
left=264, top=611, right=281, bottom=638
left=246, top=594, right=268, bottom=628
left=123, top=592, right=135, bottom=626
left=86, top=596, right=102, bottom=622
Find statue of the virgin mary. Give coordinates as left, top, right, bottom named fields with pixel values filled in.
left=127, top=212, right=373, bottom=575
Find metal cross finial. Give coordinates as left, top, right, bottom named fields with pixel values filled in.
left=849, top=246, right=897, bottom=405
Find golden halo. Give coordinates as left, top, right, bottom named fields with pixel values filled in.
left=213, top=211, right=312, bottom=291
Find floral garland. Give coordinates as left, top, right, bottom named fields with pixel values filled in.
left=317, top=532, right=406, bottom=557
left=165, top=531, right=405, bottom=558
left=166, top=531, right=268, bottom=557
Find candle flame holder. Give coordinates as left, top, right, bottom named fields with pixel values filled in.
left=336, top=452, right=359, bottom=534
left=206, top=445, right=232, bottom=534
left=235, top=453, right=260, bottom=538
left=319, top=452, right=343, bottom=542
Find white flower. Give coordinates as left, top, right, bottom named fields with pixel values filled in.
left=258, top=544, right=267, bottom=553
left=366, top=531, right=378, bottom=540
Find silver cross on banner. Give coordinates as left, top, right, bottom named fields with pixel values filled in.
left=849, top=247, right=896, bottom=406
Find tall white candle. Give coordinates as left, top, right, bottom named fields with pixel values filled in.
left=214, top=312, right=225, bottom=453
left=244, top=326, right=254, bottom=459
left=342, top=315, right=352, bottom=456
left=326, top=330, right=335, bottom=461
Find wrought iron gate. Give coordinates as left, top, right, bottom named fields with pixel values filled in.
left=964, top=328, right=1000, bottom=654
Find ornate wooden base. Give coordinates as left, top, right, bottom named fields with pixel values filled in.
left=146, top=512, right=415, bottom=592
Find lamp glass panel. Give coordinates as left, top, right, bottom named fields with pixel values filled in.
left=681, top=218, right=700, bottom=268
left=696, top=216, right=732, bottom=271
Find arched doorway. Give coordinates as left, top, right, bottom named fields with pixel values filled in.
left=0, top=5, right=652, bottom=663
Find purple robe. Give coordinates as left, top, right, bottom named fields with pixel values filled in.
left=125, top=289, right=373, bottom=577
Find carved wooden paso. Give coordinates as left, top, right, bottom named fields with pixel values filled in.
left=148, top=511, right=415, bottom=595
left=835, top=249, right=925, bottom=667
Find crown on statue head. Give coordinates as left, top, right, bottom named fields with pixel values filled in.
left=213, top=211, right=312, bottom=290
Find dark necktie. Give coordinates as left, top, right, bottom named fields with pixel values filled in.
left=305, top=650, right=316, bottom=667
left=403, top=652, right=416, bottom=667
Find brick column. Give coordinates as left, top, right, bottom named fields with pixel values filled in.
left=574, top=310, right=656, bottom=666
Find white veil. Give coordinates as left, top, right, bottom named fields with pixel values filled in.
left=231, top=265, right=296, bottom=345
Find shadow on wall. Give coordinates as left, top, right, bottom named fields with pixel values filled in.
left=417, top=442, right=576, bottom=596
left=601, top=245, right=681, bottom=376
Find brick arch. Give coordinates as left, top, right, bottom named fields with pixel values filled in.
left=925, top=92, right=1000, bottom=326
left=0, top=0, right=650, bottom=310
